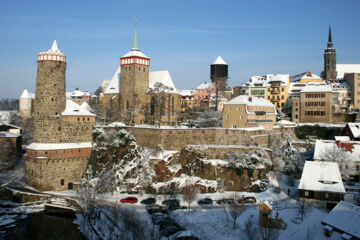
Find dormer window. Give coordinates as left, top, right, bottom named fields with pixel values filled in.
left=318, top=180, right=337, bottom=184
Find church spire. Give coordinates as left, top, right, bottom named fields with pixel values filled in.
left=131, top=17, right=139, bottom=51
left=327, top=25, right=333, bottom=48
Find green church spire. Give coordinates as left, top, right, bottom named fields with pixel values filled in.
left=132, top=17, right=139, bottom=51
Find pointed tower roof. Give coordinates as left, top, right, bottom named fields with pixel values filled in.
left=132, top=17, right=139, bottom=51
left=327, top=25, right=334, bottom=49
left=49, top=40, right=61, bottom=53
left=328, top=25, right=332, bottom=43
left=38, top=39, right=66, bottom=62
left=212, top=56, right=227, bottom=65
left=20, top=89, right=31, bottom=99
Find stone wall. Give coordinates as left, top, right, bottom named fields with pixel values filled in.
left=61, top=116, right=95, bottom=143
left=188, top=145, right=272, bottom=159
left=25, top=148, right=91, bottom=191
left=118, top=126, right=293, bottom=150
left=33, top=61, right=66, bottom=143
left=0, top=136, right=22, bottom=172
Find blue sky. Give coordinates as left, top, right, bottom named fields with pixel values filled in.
left=1, top=0, right=360, bottom=98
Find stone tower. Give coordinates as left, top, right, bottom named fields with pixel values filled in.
left=120, top=19, right=150, bottom=125
left=25, top=40, right=95, bottom=191
left=19, top=88, right=32, bottom=120
left=321, top=26, right=337, bottom=80
left=211, top=56, right=228, bottom=92
left=33, top=40, right=66, bottom=143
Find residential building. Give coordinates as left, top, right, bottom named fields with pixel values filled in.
left=343, top=123, right=360, bottom=141
left=321, top=201, right=360, bottom=240
left=265, top=74, right=290, bottom=112
left=313, top=139, right=360, bottom=181
left=222, top=95, right=276, bottom=129
left=298, top=161, right=346, bottom=209
left=292, top=83, right=333, bottom=123
left=344, top=73, right=360, bottom=109
left=178, top=89, right=195, bottom=112
left=329, top=81, right=352, bottom=112
left=247, top=76, right=267, bottom=99
left=194, top=82, right=216, bottom=107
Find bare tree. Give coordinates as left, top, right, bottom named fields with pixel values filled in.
left=320, top=143, right=353, bottom=179
left=147, top=82, right=174, bottom=127
left=297, top=200, right=309, bottom=222
left=242, top=214, right=259, bottom=240
left=195, top=110, right=221, bottom=128
left=182, top=182, right=198, bottom=211
left=227, top=193, right=244, bottom=229
left=120, top=207, right=152, bottom=240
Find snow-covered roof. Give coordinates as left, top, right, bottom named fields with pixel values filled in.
left=196, top=82, right=214, bottom=90
left=322, top=201, right=360, bottom=239
left=329, top=80, right=350, bottom=90
left=121, top=49, right=149, bottom=59
left=212, top=56, right=227, bottom=65
left=263, top=201, right=272, bottom=210
left=20, top=89, right=31, bottom=99
left=334, top=136, right=350, bottom=141
left=178, top=89, right=195, bottom=96
left=298, top=161, right=345, bottom=193
left=346, top=123, right=360, bottom=139
left=248, top=76, right=267, bottom=87
left=27, top=142, right=92, bottom=150
left=301, top=82, right=332, bottom=93
left=314, top=139, right=360, bottom=162
left=80, top=101, right=92, bottom=112
left=266, top=74, right=289, bottom=86
left=149, top=70, right=176, bottom=90
left=49, top=40, right=61, bottom=54
left=226, top=95, right=275, bottom=108
left=276, top=120, right=296, bottom=127
left=0, top=131, right=21, bottom=138
left=336, top=64, right=360, bottom=79
left=61, top=100, right=95, bottom=116
left=104, top=66, right=120, bottom=94
left=71, top=90, right=90, bottom=97
left=291, top=72, right=322, bottom=82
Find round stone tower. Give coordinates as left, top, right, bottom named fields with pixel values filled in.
left=19, top=88, right=32, bottom=120
left=33, top=40, right=66, bottom=143
left=211, top=56, right=228, bottom=92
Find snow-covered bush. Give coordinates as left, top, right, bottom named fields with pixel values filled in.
left=225, top=150, right=272, bottom=170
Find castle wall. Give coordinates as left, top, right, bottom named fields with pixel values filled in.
left=25, top=147, right=91, bottom=191
left=118, top=126, right=293, bottom=150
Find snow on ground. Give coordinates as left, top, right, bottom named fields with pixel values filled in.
left=297, top=123, right=346, bottom=128
left=171, top=200, right=335, bottom=240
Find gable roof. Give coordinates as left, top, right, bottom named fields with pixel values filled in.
left=322, top=201, right=360, bottom=238
left=301, top=83, right=332, bottom=93
left=149, top=70, right=176, bottom=90
left=226, top=95, right=275, bottom=107
left=291, top=72, right=322, bottom=82
left=314, top=139, right=360, bottom=162
left=298, top=161, right=345, bottom=193
left=346, top=123, right=360, bottom=139
left=61, top=100, right=95, bottom=116
left=104, top=66, right=120, bottom=94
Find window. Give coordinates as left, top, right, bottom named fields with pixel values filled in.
left=226, top=115, right=229, bottom=120
left=295, top=114, right=298, bottom=119
left=232, top=125, right=237, bottom=128
left=282, top=88, right=284, bottom=91
left=305, top=191, right=309, bottom=197
left=60, top=179, right=64, bottom=186
left=87, top=118, right=89, bottom=121
left=356, top=165, right=359, bottom=170
left=324, top=193, right=329, bottom=199
left=281, top=96, right=284, bottom=100
left=77, top=117, right=80, bottom=121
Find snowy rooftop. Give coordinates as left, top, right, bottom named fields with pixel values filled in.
left=196, top=82, right=214, bottom=90
left=149, top=70, right=176, bottom=91
left=39, top=40, right=64, bottom=56
left=298, top=161, right=345, bottom=193
left=226, top=95, right=275, bottom=108
left=329, top=80, right=350, bottom=90
left=301, top=82, right=332, bottom=93
left=178, top=89, right=195, bottom=96
left=276, top=120, right=296, bottom=127
left=71, top=90, right=91, bottom=97
left=0, top=131, right=21, bottom=138
left=61, top=100, right=95, bottom=116
left=347, top=123, right=360, bottom=139
left=104, top=66, right=120, bottom=94
left=321, top=201, right=360, bottom=238
left=336, top=64, right=360, bottom=79
left=212, top=56, right=227, bottom=65
left=291, top=72, right=322, bottom=82
left=80, top=101, right=92, bottom=112
left=313, top=139, right=360, bottom=162
left=334, top=136, right=350, bottom=141
left=20, top=89, right=31, bottom=99
left=266, top=74, right=289, bottom=86
left=121, top=49, right=149, bottom=59
left=27, top=142, right=92, bottom=150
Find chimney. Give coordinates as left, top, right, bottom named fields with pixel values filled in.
left=306, top=72, right=312, bottom=77
left=336, top=140, right=341, bottom=148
